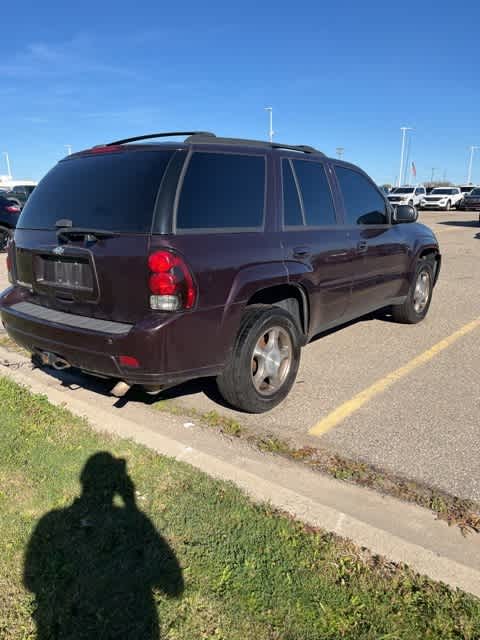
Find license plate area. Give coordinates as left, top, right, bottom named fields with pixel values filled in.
left=34, top=255, right=94, bottom=292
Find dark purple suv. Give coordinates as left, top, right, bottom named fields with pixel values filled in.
left=0, top=132, right=441, bottom=412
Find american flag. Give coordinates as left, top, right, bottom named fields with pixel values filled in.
left=411, top=161, right=417, bottom=178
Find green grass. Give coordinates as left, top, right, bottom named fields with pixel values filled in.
left=0, top=377, right=479, bottom=639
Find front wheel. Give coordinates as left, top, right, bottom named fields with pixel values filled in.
left=216, top=306, right=301, bottom=413
left=0, top=226, right=12, bottom=252
left=391, top=257, right=435, bottom=324
left=445, top=200, right=451, bottom=211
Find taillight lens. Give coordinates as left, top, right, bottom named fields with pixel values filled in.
left=148, top=250, right=196, bottom=311
left=5, top=205, right=20, bottom=213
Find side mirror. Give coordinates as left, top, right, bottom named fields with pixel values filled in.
left=392, top=204, right=418, bottom=224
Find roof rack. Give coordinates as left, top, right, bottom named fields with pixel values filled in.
left=103, top=131, right=324, bottom=156
left=185, top=134, right=324, bottom=156
left=105, top=131, right=216, bottom=146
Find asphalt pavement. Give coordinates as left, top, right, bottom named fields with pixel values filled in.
left=153, top=211, right=480, bottom=502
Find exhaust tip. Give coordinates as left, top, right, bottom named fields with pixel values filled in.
left=111, top=380, right=131, bottom=398
left=52, top=357, right=70, bottom=371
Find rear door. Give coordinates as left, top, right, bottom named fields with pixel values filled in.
left=13, top=148, right=176, bottom=324
left=333, top=164, right=411, bottom=314
left=281, top=157, right=353, bottom=333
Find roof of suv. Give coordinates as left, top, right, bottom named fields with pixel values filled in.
left=74, top=131, right=329, bottom=159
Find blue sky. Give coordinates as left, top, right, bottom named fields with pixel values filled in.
left=1, top=0, right=479, bottom=185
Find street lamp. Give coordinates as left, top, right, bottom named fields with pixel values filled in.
left=264, top=107, right=274, bottom=143
left=2, top=152, right=12, bottom=178
left=398, top=127, right=412, bottom=187
left=467, top=146, right=479, bottom=184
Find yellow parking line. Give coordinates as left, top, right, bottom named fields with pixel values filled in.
left=309, top=317, right=480, bottom=437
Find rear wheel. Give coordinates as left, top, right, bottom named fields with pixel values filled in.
left=391, top=257, right=435, bottom=324
left=217, top=306, right=301, bottom=413
left=0, top=226, right=12, bottom=252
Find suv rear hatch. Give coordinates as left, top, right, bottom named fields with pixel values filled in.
left=12, top=147, right=176, bottom=324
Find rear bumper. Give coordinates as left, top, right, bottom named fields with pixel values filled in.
left=0, top=287, right=233, bottom=386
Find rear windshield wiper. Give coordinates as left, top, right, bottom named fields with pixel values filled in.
left=56, top=227, right=120, bottom=242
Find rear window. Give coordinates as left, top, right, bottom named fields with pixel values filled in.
left=17, top=150, right=174, bottom=232
left=176, top=152, right=265, bottom=230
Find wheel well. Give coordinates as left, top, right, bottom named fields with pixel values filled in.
left=246, top=285, right=309, bottom=338
left=419, top=248, right=441, bottom=283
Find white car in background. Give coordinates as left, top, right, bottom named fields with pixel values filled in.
left=420, top=187, right=463, bottom=211
left=387, top=186, right=426, bottom=208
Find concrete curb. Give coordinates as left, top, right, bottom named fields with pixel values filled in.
left=1, top=346, right=479, bottom=598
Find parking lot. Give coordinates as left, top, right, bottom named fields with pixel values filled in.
left=149, top=210, right=480, bottom=503
left=1, top=211, right=479, bottom=503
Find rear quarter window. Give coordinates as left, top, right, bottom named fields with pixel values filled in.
left=17, top=150, right=174, bottom=233
left=176, top=152, right=265, bottom=231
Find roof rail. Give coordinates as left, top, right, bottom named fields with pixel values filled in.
left=105, top=131, right=216, bottom=146
left=185, top=134, right=324, bottom=156
left=102, top=131, right=324, bottom=156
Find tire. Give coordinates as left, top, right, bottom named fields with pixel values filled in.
left=391, top=257, right=435, bottom=324
left=0, top=226, right=12, bottom=252
left=216, top=306, right=301, bottom=413
left=408, top=200, right=414, bottom=207
left=445, top=200, right=451, bottom=211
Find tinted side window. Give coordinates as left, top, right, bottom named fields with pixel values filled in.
left=292, top=160, right=336, bottom=226
left=335, top=167, right=388, bottom=225
left=282, top=160, right=303, bottom=226
left=176, top=152, right=265, bottom=230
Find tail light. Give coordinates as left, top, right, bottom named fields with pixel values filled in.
left=148, top=250, right=196, bottom=311
left=5, top=205, right=20, bottom=213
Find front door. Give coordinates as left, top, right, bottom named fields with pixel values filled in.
left=333, top=165, right=410, bottom=315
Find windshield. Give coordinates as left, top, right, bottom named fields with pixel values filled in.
left=461, top=186, right=474, bottom=193
left=431, top=188, right=457, bottom=195
left=18, top=150, right=174, bottom=232
left=391, top=188, right=414, bottom=194
left=469, top=188, right=480, bottom=196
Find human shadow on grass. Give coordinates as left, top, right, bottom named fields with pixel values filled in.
left=23, top=452, right=184, bottom=639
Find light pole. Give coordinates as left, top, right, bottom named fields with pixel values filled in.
left=264, top=107, right=274, bottom=143
left=2, top=152, right=12, bottom=178
left=65, top=144, right=72, bottom=155
left=467, top=146, right=479, bottom=184
left=398, top=127, right=412, bottom=187
left=430, top=167, right=438, bottom=183
left=336, top=147, right=345, bottom=160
